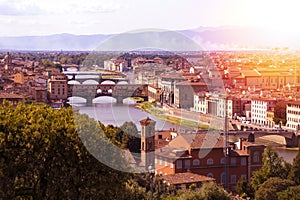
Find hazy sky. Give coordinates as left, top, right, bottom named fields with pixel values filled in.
left=0, top=0, right=299, bottom=36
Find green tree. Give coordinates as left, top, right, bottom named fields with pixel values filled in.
left=0, top=101, right=135, bottom=199
left=236, top=177, right=254, bottom=199
left=164, top=182, right=230, bottom=200
left=251, top=146, right=291, bottom=191
left=288, top=149, right=300, bottom=184
left=277, top=185, right=300, bottom=200
left=120, top=121, right=140, bottom=153
left=255, top=177, right=295, bottom=200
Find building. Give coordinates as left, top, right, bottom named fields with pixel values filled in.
left=174, top=80, right=208, bottom=109
left=286, top=101, right=300, bottom=130
left=158, top=74, right=185, bottom=105
left=104, top=58, right=128, bottom=72
left=147, top=85, right=162, bottom=103
left=251, top=98, right=277, bottom=126
left=162, top=172, right=215, bottom=190
left=153, top=129, right=265, bottom=192
left=47, top=74, right=68, bottom=101
left=140, top=117, right=156, bottom=171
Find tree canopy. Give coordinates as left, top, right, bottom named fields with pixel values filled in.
left=0, top=101, right=140, bottom=199
left=250, top=146, right=291, bottom=191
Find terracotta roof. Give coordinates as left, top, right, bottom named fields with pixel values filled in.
left=140, top=117, right=156, bottom=126
left=171, top=131, right=224, bottom=149
left=0, top=92, right=25, bottom=99
left=163, top=172, right=215, bottom=185
left=230, top=149, right=249, bottom=156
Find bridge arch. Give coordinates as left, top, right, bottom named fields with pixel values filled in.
left=68, top=96, right=87, bottom=104
left=117, top=81, right=128, bottom=85
left=68, top=80, right=81, bottom=85
left=101, top=80, right=116, bottom=85
left=256, top=135, right=287, bottom=145
left=93, top=96, right=117, bottom=104
left=82, top=80, right=99, bottom=85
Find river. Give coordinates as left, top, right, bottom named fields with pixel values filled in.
left=74, top=102, right=181, bottom=131
left=73, top=101, right=299, bottom=164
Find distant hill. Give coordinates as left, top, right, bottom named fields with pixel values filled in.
left=0, top=27, right=299, bottom=51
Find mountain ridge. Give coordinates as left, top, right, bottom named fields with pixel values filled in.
left=0, top=26, right=299, bottom=51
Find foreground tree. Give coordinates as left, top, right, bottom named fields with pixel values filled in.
left=236, top=177, right=254, bottom=199
left=277, top=185, right=300, bottom=200
left=0, top=101, right=139, bottom=199
left=255, top=177, right=295, bottom=200
left=288, top=149, right=300, bottom=184
left=251, top=146, right=291, bottom=191
left=164, top=182, right=231, bottom=200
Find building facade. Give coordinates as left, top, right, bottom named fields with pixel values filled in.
left=286, top=101, right=300, bottom=130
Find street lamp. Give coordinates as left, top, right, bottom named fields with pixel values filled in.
left=148, top=165, right=155, bottom=200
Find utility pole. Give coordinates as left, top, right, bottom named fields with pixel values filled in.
left=224, top=95, right=229, bottom=191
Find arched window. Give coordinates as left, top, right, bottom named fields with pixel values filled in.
left=207, top=173, right=214, bottom=178
left=207, top=158, right=214, bottom=165
left=254, top=152, right=259, bottom=163
left=220, top=157, right=226, bottom=164
left=221, top=172, right=226, bottom=184
left=193, top=159, right=200, bottom=166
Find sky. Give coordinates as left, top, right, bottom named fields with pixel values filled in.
left=0, top=0, right=300, bottom=36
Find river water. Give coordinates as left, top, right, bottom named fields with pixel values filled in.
left=73, top=101, right=299, bottom=164
left=74, top=102, right=181, bottom=131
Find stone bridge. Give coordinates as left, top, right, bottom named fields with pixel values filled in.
left=224, top=130, right=300, bottom=147
left=64, top=71, right=127, bottom=84
left=68, top=84, right=148, bottom=104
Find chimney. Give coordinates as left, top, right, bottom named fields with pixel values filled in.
left=239, top=138, right=243, bottom=150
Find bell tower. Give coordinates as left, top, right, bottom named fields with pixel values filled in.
left=140, top=117, right=156, bottom=171
left=4, top=52, right=12, bottom=70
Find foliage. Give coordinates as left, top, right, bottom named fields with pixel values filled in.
left=288, top=149, right=300, bottom=184
left=236, top=177, right=254, bottom=199
left=254, top=177, right=295, bottom=200
left=277, top=185, right=300, bottom=200
left=101, top=121, right=140, bottom=154
left=0, top=101, right=139, bottom=199
left=164, top=182, right=230, bottom=200
left=250, top=146, right=291, bottom=191
left=120, top=121, right=140, bottom=153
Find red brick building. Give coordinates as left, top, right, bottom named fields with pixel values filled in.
left=149, top=129, right=265, bottom=191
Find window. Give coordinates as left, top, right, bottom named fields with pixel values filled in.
left=207, top=158, right=214, bottom=165
left=165, top=160, right=168, bottom=167
left=254, top=152, right=259, bottom=163
left=221, top=172, right=226, bottom=184
left=193, top=159, right=200, bottom=166
left=159, top=159, right=162, bottom=166
left=231, top=157, right=237, bottom=165
left=170, top=163, right=174, bottom=169
left=241, top=157, right=247, bottom=166
left=177, top=160, right=182, bottom=169
left=185, top=160, right=190, bottom=169
left=231, top=175, right=236, bottom=184
left=241, top=174, right=247, bottom=180
left=158, top=134, right=162, bottom=139
left=155, top=158, right=157, bottom=164
left=220, top=157, right=226, bottom=164
left=207, top=173, right=214, bottom=178
left=175, top=184, right=182, bottom=190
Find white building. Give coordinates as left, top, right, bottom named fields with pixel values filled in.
left=286, top=101, right=300, bottom=131
left=192, top=92, right=233, bottom=118
left=191, top=92, right=207, bottom=114
left=251, top=98, right=276, bottom=126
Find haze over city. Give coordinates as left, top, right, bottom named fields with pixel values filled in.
left=0, top=0, right=300, bottom=50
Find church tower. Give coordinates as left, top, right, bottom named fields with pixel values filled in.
left=140, top=117, right=156, bottom=171
left=4, top=52, right=12, bottom=70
